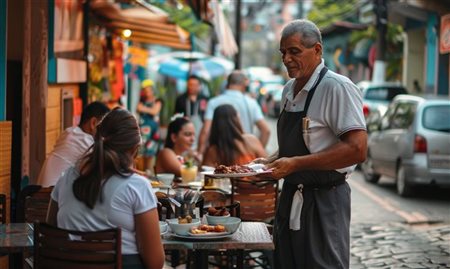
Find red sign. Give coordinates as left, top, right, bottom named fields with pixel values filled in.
left=440, top=13, right=450, bottom=54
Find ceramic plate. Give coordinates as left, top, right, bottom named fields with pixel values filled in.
left=203, top=169, right=272, bottom=178
left=173, top=232, right=233, bottom=240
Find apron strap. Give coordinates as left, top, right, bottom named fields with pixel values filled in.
left=280, top=67, right=328, bottom=113
left=303, top=67, right=328, bottom=114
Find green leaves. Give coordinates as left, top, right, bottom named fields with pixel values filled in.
left=150, top=1, right=211, bottom=38
left=308, top=0, right=358, bottom=29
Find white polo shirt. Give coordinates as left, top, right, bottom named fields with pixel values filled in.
left=281, top=60, right=366, bottom=174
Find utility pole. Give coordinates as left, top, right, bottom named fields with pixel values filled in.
left=298, top=0, right=303, bottom=19
left=372, top=0, right=387, bottom=82
left=234, top=0, right=241, bottom=69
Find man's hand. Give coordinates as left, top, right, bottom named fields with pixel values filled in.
left=265, top=157, right=296, bottom=179
left=251, top=157, right=270, bottom=164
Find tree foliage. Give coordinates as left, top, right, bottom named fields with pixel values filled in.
left=308, top=0, right=405, bottom=81
left=149, top=1, right=211, bottom=38
left=350, top=23, right=404, bottom=80
left=307, top=0, right=359, bottom=28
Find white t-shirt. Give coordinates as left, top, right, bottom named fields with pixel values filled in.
left=51, top=167, right=158, bottom=254
left=281, top=60, right=366, bottom=174
left=37, top=126, right=93, bottom=187
left=204, top=90, right=264, bottom=134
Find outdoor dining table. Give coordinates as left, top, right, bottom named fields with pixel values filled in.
left=0, top=223, right=33, bottom=255
left=0, top=222, right=273, bottom=269
left=163, top=221, right=273, bottom=268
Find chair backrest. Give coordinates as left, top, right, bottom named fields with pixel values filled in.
left=231, top=178, right=278, bottom=222
left=0, top=194, right=6, bottom=224
left=16, top=185, right=53, bottom=223
left=33, top=222, right=122, bottom=269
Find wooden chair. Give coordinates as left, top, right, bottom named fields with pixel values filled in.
left=231, top=178, right=278, bottom=269
left=33, top=222, right=122, bottom=269
left=0, top=194, right=6, bottom=224
left=16, top=185, right=53, bottom=223
left=231, top=178, right=278, bottom=223
left=16, top=185, right=54, bottom=268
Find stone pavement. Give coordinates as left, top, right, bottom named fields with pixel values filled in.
left=351, top=222, right=450, bottom=268
left=166, top=222, right=450, bottom=268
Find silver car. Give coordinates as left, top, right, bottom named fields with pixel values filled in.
left=361, top=94, right=450, bottom=196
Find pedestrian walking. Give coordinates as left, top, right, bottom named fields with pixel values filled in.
left=197, top=70, right=271, bottom=156
left=262, top=19, right=367, bottom=268
left=175, top=75, right=208, bottom=147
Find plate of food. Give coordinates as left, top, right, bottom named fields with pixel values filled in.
left=150, top=181, right=171, bottom=189
left=173, top=224, right=234, bottom=240
left=203, top=164, right=273, bottom=178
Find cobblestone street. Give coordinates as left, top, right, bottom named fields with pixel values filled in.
left=351, top=223, right=450, bottom=268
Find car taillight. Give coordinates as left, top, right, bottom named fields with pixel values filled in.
left=414, top=135, right=427, bottom=153
left=363, top=104, right=370, bottom=118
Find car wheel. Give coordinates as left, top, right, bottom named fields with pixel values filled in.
left=361, top=152, right=380, bottom=183
left=396, top=163, right=413, bottom=197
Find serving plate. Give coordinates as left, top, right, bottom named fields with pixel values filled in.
left=202, top=163, right=273, bottom=178
left=202, top=169, right=272, bottom=178
left=172, top=232, right=234, bottom=240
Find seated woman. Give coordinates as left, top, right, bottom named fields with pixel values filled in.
left=155, top=116, right=198, bottom=176
left=47, top=108, right=165, bottom=269
left=203, top=104, right=267, bottom=167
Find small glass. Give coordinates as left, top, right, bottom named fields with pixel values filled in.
left=180, top=165, right=198, bottom=183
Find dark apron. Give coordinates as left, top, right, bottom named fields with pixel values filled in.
left=273, top=67, right=351, bottom=269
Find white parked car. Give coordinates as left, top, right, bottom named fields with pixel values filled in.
left=361, top=94, right=450, bottom=196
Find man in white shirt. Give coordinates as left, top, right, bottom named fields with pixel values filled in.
left=197, top=70, right=271, bottom=155
left=37, top=102, right=110, bottom=187
left=263, top=19, right=367, bottom=269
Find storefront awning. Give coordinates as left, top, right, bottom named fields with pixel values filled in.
left=90, top=0, right=191, bottom=50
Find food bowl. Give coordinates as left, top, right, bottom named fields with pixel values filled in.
left=205, top=213, right=230, bottom=225
left=159, top=221, right=168, bottom=235
left=157, top=173, right=175, bottom=186
left=166, top=218, right=201, bottom=235
left=220, top=217, right=241, bottom=234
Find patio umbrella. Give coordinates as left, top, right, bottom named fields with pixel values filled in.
left=151, top=51, right=234, bottom=80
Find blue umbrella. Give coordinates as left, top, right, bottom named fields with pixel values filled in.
left=151, top=51, right=234, bottom=80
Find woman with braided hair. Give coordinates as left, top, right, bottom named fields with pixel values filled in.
left=47, top=108, right=165, bottom=269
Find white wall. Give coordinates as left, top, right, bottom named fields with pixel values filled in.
left=403, top=28, right=426, bottom=93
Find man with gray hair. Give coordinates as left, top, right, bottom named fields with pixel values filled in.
left=197, top=70, right=270, bottom=156
left=261, top=19, right=367, bottom=268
